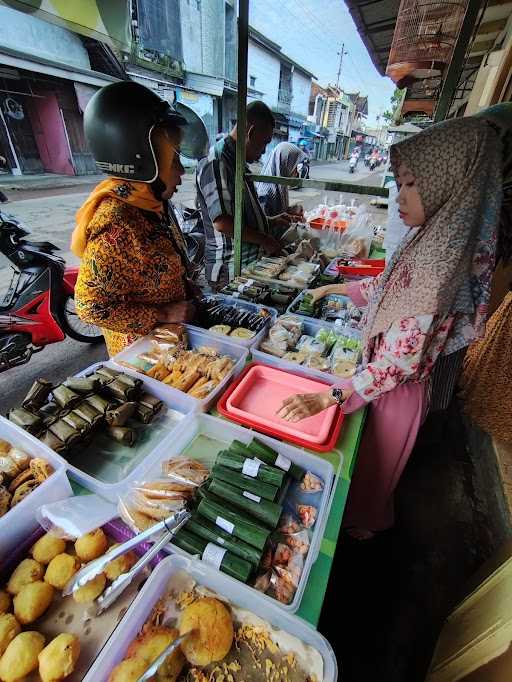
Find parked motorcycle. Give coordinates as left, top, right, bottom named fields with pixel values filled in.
left=297, top=157, right=310, bottom=180
left=0, top=210, right=102, bottom=372
left=349, top=156, right=357, bottom=174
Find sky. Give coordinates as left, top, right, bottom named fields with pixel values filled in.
left=249, top=0, right=396, bottom=126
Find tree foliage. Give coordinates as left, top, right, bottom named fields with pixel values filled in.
left=383, top=88, right=405, bottom=123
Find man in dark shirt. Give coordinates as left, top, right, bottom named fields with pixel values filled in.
left=196, top=101, right=287, bottom=289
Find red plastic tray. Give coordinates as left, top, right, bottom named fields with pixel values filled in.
left=217, top=363, right=344, bottom=452
left=336, top=257, right=385, bottom=278
left=309, top=218, right=347, bottom=231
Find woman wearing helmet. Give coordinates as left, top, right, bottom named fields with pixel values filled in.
left=71, top=81, right=207, bottom=356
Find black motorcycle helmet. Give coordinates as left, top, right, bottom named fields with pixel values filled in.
left=84, top=81, right=209, bottom=182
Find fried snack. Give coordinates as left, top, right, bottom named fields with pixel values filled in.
left=161, top=458, right=209, bottom=487
left=72, top=573, right=106, bottom=604
left=173, top=370, right=200, bottom=393
left=8, top=469, right=33, bottom=493
left=0, top=614, right=20, bottom=656
left=31, top=534, right=67, bottom=565
left=11, top=479, right=39, bottom=507
left=123, top=507, right=156, bottom=532
left=108, top=657, right=148, bottom=682
left=45, top=554, right=81, bottom=591
left=105, top=546, right=137, bottom=582
left=188, top=379, right=217, bottom=400
left=13, top=581, right=54, bottom=624
left=0, top=457, right=19, bottom=481
left=38, top=633, right=80, bottom=682
left=0, top=487, right=11, bottom=518
left=179, top=597, right=233, bottom=666
left=7, top=448, right=30, bottom=471
left=0, top=440, right=10, bottom=456
left=126, top=626, right=185, bottom=679
left=7, top=558, right=44, bottom=595
left=147, top=362, right=170, bottom=382
left=74, top=528, right=108, bottom=562
left=0, top=591, right=11, bottom=615
left=0, top=631, right=45, bottom=682
left=29, top=457, right=53, bottom=483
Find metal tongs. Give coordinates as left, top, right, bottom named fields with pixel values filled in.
left=63, top=508, right=191, bottom=615
left=137, top=630, right=196, bottom=682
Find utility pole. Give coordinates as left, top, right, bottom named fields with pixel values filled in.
left=336, top=43, right=348, bottom=89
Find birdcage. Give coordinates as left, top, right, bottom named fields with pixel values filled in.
left=386, top=0, right=469, bottom=84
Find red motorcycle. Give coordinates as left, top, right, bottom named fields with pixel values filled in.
left=0, top=209, right=103, bottom=372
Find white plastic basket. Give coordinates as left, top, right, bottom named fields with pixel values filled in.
left=112, top=326, right=248, bottom=412
left=136, top=413, right=337, bottom=614
left=45, top=361, right=196, bottom=502
left=0, top=415, right=72, bottom=554
left=84, top=554, right=338, bottom=682
left=187, top=295, right=277, bottom=348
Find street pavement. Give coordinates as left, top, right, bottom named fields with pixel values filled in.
left=0, top=161, right=384, bottom=412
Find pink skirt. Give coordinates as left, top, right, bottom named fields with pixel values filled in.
left=342, top=381, right=428, bottom=531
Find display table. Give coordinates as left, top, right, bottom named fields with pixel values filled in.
left=69, top=405, right=365, bottom=627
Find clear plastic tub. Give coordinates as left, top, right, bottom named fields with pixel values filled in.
left=47, top=361, right=196, bottom=502
left=188, top=295, right=278, bottom=348
left=287, top=290, right=359, bottom=331
left=0, top=416, right=72, bottom=555
left=84, top=554, right=338, bottom=682
left=252, top=317, right=343, bottom=385
left=112, top=326, right=249, bottom=412
left=136, top=413, right=337, bottom=613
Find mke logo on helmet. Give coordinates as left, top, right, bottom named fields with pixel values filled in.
left=96, top=162, right=135, bottom=174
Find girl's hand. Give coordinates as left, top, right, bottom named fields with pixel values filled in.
left=277, top=390, right=337, bottom=422
left=306, top=286, right=329, bottom=304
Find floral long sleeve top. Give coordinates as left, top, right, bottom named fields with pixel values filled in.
left=341, top=276, right=454, bottom=413
left=75, top=197, right=187, bottom=356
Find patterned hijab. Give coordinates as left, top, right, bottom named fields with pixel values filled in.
left=256, top=142, right=306, bottom=216
left=362, top=117, right=503, bottom=357
left=71, top=178, right=162, bottom=257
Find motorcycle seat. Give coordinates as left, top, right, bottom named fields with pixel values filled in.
left=22, top=240, right=59, bottom=252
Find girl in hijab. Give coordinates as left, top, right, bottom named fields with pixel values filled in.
left=256, top=142, right=307, bottom=219
left=72, top=82, right=199, bottom=357
left=460, top=103, right=512, bottom=443
left=278, top=117, right=503, bottom=537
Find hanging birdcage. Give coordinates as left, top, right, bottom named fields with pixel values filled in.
left=386, top=0, right=469, bottom=84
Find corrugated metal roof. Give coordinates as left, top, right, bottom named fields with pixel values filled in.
left=344, top=0, right=402, bottom=75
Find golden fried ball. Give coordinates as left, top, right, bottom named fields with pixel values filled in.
left=72, top=573, right=106, bottom=604
left=44, top=554, right=81, bottom=591
left=126, top=626, right=185, bottom=678
left=104, top=546, right=137, bottom=582
left=0, top=631, right=45, bottom=681
left=31, top=534, right=67, bottom=565
left=38, top=633, right=80, bottom=682
left=0, top=591, right=11, bottom=615
left=6, top=558, right=44, bottom=595
left=108, top=657, right=148, bottom=682
left=179, top=597, right=233, bottom=666
left=13, top=581, right=54, bottom=625
left=0, top=614, right=20, bottom=657
left=74, top=529, right=108, bottom=562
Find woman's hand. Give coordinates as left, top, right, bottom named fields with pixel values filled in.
left=307, top=283, right=347, bottom=303
left=277, top=390, right=337, bottom=422
left=269, top=213, right=296, bottom=228
left=158, top=300, right=195, bottom=323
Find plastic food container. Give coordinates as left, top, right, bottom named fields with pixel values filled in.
left=287, top=290, right=356, bottom=330
left=226, top=365, right=337, bottom=445
left=112, top=326, right=248, bottom=412
left=0, top=416, right=72, bottom=555
left=309, top=217, right=347, bottom=231
left=136, top=412, right=336, bottom=613
left=84, top=555, right=338, bottom=682
left=188, top=295, right=278, bottom=348
left=47, top=361, right=196, bottom=502
left=218, top=363, right=344, bottom=452
left=252, top=317, right=345, bottom=385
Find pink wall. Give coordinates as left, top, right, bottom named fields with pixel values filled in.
left=26, top=94, right=75, bottom=176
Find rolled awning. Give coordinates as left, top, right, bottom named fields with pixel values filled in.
left=0, top=0, right=131, bottom=51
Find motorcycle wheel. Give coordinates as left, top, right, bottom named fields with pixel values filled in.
left=60, top=295, right=104, bottom=344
